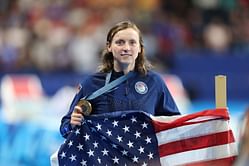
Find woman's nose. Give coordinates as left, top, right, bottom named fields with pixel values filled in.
left=123, top=43, right=131, bottom=51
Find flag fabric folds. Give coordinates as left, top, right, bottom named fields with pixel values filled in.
left=54, top=108, right=237, bottom=166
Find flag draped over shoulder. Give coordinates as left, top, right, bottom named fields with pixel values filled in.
left=55, top=108, right=237, bottom=166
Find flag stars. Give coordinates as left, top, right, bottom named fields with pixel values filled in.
left=87, top=120, right=92, bottom=123
left=138, top=146, right=145, bottom=154
left=68, top=140, right=73, bottom=147
left=148, top=152, right=154, bottom=159
left=106, top=129, right=112, bottom=136
left=100, top=135, right=107, bottom=140
left=83, top=133, right=90, bottom=141
left=80, top=159, right=87, bottom=166
left=91, top=127, right=96, bottom=132
left=121, top=114, right=126, bottom=118
left=142, top=162, right=148, bottom=166
left=96, top=123, right=102, bottom=131
left=93, top=141, right=99, bottom=148
left=69, top=154, right=76, bottom=162
left=117, top=135, right=123, bottom=142
left=132, top=156, right=139, bottom=163
left=87, top=149, right=94, bottom=157
left=127, top=140, right=134, bottom=148
left=131, top=116, right=137, bottom=123
left=141, top=122, right=148, bottom=129
left=75, top=128, right=80, bottom=135
left=145, top=136, right=152, bottom=144
left=123, top=125, right=130, bottom=133
left=97, top=157, right=101, bottom=164
left=112, top=156, right=119, bottom=164
left=59, top=112, right=162, bottom=165
left=112, top=120, right=119, bottom=127
left=60, top=152, right=66, bottom=159
left=77, top=143, right=83, bottom=151
left=134, top=131, right=141, bottom=138
left=121, top=149, right=128, bottom=156
left=101, top=148, right=109, bottom=156
left=112, top=143, right=118, bottom=149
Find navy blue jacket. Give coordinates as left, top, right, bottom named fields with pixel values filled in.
left=60, top=70, right=180, bottom=138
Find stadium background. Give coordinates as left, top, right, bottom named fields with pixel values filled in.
left=0, top=0, right=248, bottom=165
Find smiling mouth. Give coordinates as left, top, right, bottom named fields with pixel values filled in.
left=120, top=54, right=132, bottom=56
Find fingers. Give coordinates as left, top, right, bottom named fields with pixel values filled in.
left=74, top=105, right=83, bottom=114
left=70, top=106, right=84, bottom=126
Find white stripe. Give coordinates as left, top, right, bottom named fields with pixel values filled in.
left=184, top=116, right=223, bottom=123
left=156, top=120, right=229, bottom=146
left=160, top=142, right=238, bottom=166
left=50, top=149, right=59, bottom=166
left=151, top=114, right=219, bottom=123
left=151, top=115, right=182, bottom=123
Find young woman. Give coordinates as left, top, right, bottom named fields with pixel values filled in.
left=60, top=21, right=180, bottom=138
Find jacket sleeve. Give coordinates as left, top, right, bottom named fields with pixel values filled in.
left=59, top=84, right=84, bottom=138
left=155, top=75, right=181, bottom=116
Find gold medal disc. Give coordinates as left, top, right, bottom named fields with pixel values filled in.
left=76, top=99, right=92, bottom=116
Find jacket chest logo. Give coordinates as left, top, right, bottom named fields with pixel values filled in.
left=135, top=81, right=148, bottom=94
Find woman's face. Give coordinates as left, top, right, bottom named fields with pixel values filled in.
left=108, top=28, right=141, bottom=72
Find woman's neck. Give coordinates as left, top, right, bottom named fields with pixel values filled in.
left=113, top=68, right=129, bottom=75
left=114, top=62, right=134, bottom=74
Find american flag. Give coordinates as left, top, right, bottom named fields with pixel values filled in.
left=54, top=108, right=237, bottom=166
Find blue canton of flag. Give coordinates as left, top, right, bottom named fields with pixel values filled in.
left=58, top=111, right=161, bottom=166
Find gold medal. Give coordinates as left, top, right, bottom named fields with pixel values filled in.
left=76, top=99, right=92, bottom=116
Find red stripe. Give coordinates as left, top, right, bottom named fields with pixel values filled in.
left=159, top=130, right=235, bottom=157
left=184, top=156, right=237, bottom=166
left=153, top=109, right=229, bottom=133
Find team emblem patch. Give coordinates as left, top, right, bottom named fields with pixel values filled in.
left=135, top=81, right=148, bottom=94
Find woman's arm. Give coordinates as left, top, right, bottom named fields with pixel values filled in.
left=60, top=84, right=84, bottom=138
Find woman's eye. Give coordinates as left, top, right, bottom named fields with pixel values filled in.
left=130, top=40, right=137, bottom=45
left=114, top=39, right=137, bottom=46
left=115, top=40, right=125, bottom=45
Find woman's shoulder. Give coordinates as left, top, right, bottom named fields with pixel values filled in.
left=80, top=72, right=107, bottom=86
left=146, top=70, right=165, bottom=82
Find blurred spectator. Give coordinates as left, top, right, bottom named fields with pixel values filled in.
left=68, top=11, right=103, bottom=73
left=203, top=20, right=232, bottom=53
left=0, top=0, right=249, bottom=73
left=192, top=0, right=220, bottom=10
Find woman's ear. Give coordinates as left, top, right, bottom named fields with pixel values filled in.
left=107, top=47, right=111, bottom=52
left=106, top=42, right=111, bottom=52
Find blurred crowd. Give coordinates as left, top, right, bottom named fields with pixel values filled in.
left=0, top=0, right=249, bottom=73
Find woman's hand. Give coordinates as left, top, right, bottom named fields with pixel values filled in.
left=70, top=106, right=84, bottom=126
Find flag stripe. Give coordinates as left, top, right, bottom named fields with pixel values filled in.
left=154, top=109, right=237, bottom=165
left=184, top=156, right=237, bottom=166
left=156, top=120, right=230, bottom=145
left=160, top=142, right=237, bottom=165
left=152, top=109, right=229, bottom=132
left=159, top=130, right=235, bottom=156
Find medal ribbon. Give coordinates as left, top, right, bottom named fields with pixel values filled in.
left=83, top=71, right=135, bottom=100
